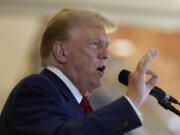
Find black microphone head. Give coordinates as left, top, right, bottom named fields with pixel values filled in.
left=118, top=69, right=167, bottom=100
left=118, top=69, right=130, bottom=86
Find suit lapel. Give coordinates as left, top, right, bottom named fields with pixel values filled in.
left=40, top=69, right=85, bottom=120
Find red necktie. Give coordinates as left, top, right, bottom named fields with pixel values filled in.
left=80, top=97, right=93, bottom=114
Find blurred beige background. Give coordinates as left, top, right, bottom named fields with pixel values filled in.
left=0, top=0, right=180, bottom=134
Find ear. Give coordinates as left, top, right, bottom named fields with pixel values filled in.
left=52, top=41, right=68, bottom=64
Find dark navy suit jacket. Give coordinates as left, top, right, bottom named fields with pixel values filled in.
left=0, top=69, right=141, bottom=135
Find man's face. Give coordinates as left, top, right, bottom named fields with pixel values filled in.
left=63, top=22, right=110, bottom=96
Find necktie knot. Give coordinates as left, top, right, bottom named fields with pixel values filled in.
left=80, top=97, right=93, bottom=114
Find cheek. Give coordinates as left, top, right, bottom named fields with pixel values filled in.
left=72, top=58, right=94, bottom=74
left=70, top=48, right=98, bottom=74
left=80, top=55, right=97, bottom=70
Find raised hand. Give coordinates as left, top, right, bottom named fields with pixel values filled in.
left=126, top=49, right=159, bottom=108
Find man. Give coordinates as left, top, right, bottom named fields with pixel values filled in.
left=0, top=8, right=159, bottom=135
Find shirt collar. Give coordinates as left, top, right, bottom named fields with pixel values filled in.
left=46, top=66, right=82, bottom=104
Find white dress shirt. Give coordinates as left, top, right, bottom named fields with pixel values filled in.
left=46, top=66, right=142, bottom=121
left=47, top=66, right=82, bottom=103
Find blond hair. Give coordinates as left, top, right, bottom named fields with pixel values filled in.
left=40, top=8, right=115, bottom=67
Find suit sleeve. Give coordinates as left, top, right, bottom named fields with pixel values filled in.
left=14, top=76, right=142, bottom=135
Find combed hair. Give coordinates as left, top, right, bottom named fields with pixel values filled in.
left=40, top=8, right=115, bottom=67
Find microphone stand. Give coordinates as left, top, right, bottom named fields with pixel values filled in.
left=158, top=98, right=180, bottom=116
left=152, top=95, right=180, bottom=116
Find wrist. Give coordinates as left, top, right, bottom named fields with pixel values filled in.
left=125, top=93, right=141, bottom=108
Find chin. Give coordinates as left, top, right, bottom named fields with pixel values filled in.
left=93, top=81, right=103, bottom=89
left=88, top=78, right=103, bottom=92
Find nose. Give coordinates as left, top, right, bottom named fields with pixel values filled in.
left=99, top=48, right=111, bottom=60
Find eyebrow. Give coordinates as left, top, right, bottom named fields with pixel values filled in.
left=96, top=39, right=111, bottom=45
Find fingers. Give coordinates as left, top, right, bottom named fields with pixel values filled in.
left=146, top=69, right=159, bottom=91
left=137, top=49, right=158, bottom=73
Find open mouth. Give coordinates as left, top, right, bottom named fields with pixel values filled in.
left=96, top=66, right=106, bottom=73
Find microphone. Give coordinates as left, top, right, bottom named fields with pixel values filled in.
left=118, top=69, right=180, bottom=105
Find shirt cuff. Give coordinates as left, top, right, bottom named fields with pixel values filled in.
left=124, top=95, right=143, bottom=122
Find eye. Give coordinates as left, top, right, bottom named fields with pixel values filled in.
left=90, top=41, right=99, bottom=48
